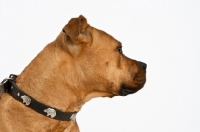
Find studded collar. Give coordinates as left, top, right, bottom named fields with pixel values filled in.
left=0, top=74, right=77, bottom=121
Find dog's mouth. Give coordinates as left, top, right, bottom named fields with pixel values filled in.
left=119, top=71, right=146, bottom=96
left=119, top=84, right=139, bottom=96
left=119, top=88, right=138, bottom=96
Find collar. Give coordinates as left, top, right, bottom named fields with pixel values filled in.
left=0, top=74, right=77, bottom=121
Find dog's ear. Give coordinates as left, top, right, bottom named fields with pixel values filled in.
left=62, top=15, right=91, bottom=56
left=63, top=15, right=88, bottom=38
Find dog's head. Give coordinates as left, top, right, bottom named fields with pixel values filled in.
left=59, top=15, right=146, bottom=100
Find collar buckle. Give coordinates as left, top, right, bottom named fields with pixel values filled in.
left=0, top=74, right=17, bottom=93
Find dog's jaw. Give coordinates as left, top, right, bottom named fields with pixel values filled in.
left=119, top=84, right=139, bottom=96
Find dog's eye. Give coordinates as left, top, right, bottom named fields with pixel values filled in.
left=117, top=46, right=123, bottom=54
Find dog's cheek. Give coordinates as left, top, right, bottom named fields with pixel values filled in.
left=108, top=82, right=114, bottom=88
left=105, top=82, right=120, bottom=97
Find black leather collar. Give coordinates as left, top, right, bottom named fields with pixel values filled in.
left=0, top=74, right=77, bottom=121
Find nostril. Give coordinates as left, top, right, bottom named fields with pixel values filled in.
left=138, top=61, right=147, bottom=70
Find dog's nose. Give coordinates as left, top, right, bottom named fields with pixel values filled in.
left=138, top=61, right=147, bottom=70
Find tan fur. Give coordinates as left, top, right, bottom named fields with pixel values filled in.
left=0, top=15, right=146, bottom=132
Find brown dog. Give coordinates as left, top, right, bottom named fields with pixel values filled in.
left=0, top=15, right=146, bottom=132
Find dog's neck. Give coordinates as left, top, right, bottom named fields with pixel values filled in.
left=13, top=33, right=112, bottom=131
left=16, top=38, right=84, bottom=113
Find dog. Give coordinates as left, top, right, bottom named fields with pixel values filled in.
left=0, top=15, right=146, bottom=132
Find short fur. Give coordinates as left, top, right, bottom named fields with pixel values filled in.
left=0, top=15, right=146, bottom=132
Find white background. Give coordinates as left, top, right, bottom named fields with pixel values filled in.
left=0, top=0, right=200, bottom=132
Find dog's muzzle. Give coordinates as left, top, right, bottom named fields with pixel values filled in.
left=119, top=61, right=147, bottom=96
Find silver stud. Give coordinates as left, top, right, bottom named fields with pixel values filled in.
left=44, top=108, right=56, bottom=118
left=17, top=93, right=20, bottom=96
left=21, top=95, right=31, bottom=105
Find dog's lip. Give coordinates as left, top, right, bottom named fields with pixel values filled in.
left=119, top=88, right=138, bottom=96
left=119, top=84, right=139, bottom=96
